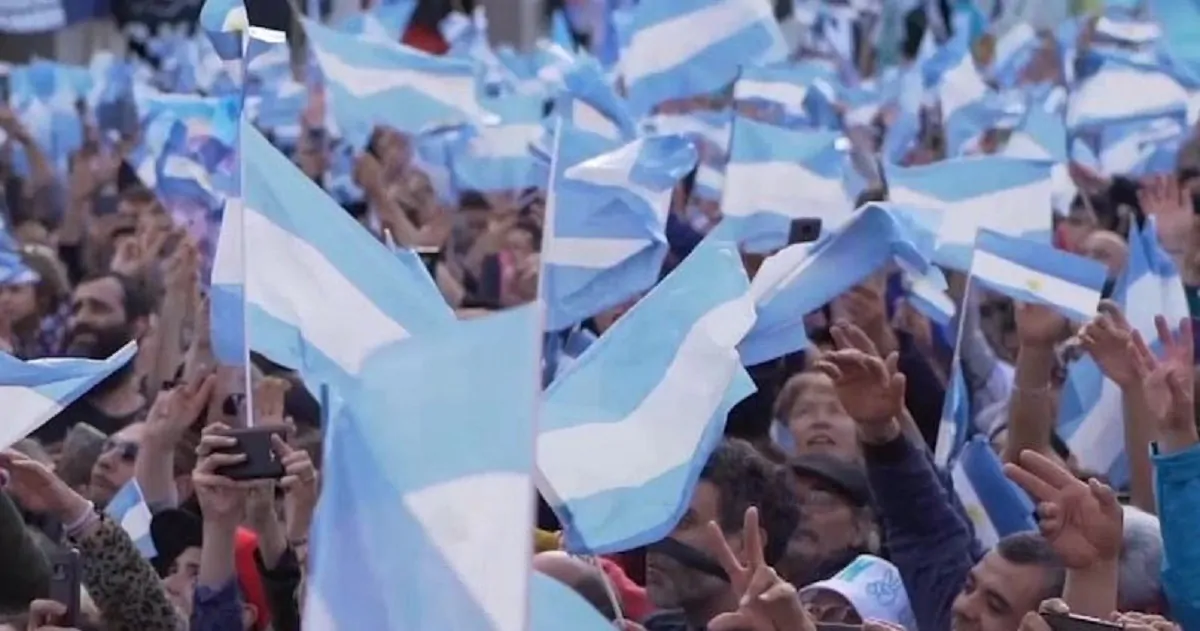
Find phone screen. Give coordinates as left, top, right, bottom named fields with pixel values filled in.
left=788, top=218, right=822, bottom=245
left=48, top=549, right=81, bottom=628
left=1043, top=612, right=1123, bottom=631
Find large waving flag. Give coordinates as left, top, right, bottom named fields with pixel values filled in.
left=305, top=306, right=540, bottom=631
left=720, top=116, right=851, bottom=253
left=1060, top=218, right=1191, bottom=484
left=0, top=343, right=137, bottom=451
left=886, top=157, right=1054, bottom=272
left=209, top=122, right=453, bottom=393
left=303, top=17, right=493, bottom=147
left=950, top=436, right=1037, bottom=549
left=1067, top=60, right=1189, bottom=131
left=539, top=240, right=757, bottom=553
left=934, top=29, right=993, bottom=155
left=542, top=132, right=698, bottom=331
left=739, top=204, right=933, bottom=365
left=617, top=0, right=787, bottom=115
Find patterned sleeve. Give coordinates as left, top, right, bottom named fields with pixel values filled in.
left=73, top=514, right=185, bottom=631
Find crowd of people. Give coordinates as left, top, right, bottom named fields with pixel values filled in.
left=1, top=0, right=1199, bottom=629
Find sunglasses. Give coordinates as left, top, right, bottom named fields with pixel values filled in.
left=102, top=439, right=139, bottom=463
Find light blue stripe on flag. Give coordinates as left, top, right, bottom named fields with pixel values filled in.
left=970, top=229, right=1106, bottom=322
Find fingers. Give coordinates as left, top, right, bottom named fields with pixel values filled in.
left=1038, top=598, right=1071, bottom=615
left=701, top=520, right=746, bottom=580
left=1088, top=478, right=1122, bottom=517
left=1018, top=611, right=1053, bottom=631
left=1017, top=450, right=1078, bottom=491
left=1095, top=300, right=1129, bottom=330
left=707, top=611, right=757, bottom=631
left=742, top=506, right=764, bottom=570
left=196, top=452, right=246, bottom=474
left=1004, top=462, right=1059, bottom=504
left=1155, top=315, right=1174, bottom=354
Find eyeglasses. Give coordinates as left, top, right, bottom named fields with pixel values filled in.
left=102, top=439, right=139, bottom=463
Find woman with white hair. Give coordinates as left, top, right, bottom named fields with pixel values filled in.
left=1118, top=506, right=1166, bottom=614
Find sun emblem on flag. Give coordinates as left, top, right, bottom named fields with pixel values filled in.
left=1025, top=277, right=1042, bottom=292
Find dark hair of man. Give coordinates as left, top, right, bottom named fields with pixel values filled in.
left=995, top=532, right=1067, bottom=601
left=78, top=272, right=156, bottom=321
left=699, top=438, right=800, bottom=566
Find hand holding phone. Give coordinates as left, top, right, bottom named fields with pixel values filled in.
left=1041, top=612, right=1124, bottom=631
left=212, top=426, right=288, bottom=481
left=47, top=549, right=81, bottom=628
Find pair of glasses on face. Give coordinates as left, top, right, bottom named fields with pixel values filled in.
left=102, top=439, right=139, bottom=463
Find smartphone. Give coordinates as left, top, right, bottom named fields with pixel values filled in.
left=815, top=624, right=863, bottom=630
left=415, top=246, right=441, bottom=277
left=788, top=218, right=822, bottom=245
left=213, top=426, right=287, bottom=481
left=1042, top=612, right=1124, bottom=631
left=0, top=73, right=10, bottom=103
left=48, top=548, right=81, bottom=628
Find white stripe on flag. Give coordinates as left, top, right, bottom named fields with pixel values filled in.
left=972, top=249, right=1099, bottom=315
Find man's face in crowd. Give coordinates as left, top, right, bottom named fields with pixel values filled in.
left=784, top=373, right=860, bottom=462
left=951, top=550, right=1054, bottom=631
left=64, top=276, right=134, bottom=359
left=163, top=545, right=202, bottom=619
left=88, top=421, right=145, bottom=507
left=779, top=474, right=871, bottom=585
left=645, top=481, right=736, bottom=615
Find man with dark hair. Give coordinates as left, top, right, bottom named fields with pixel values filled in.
left=35, top=273, right=153, bottom=445
left=951, top=532, right=1066, bottom=631
left=643, top=438, right=800, bottom=630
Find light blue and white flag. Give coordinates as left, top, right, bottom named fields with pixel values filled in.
left=303, top=17, right=493, bottom=148
left=950, top=436, right=1037, bottom=549
left=105, top=480, right=157, bottom=559
left=304, top=306, right=540, bottom=631
left=739, top=203, right=933, bottom=365
left=617, top=0, right=787, bottom=115
left=721, top=116, right=851, bottom=253
left=732, top=63, right=838, bottom=124
left=539, top=240, right=757, bottom=553
left=1060, top=218, right=1191, bottom=484
left=542, top=132, right=698, bottom=331
left=0, top=342, right=137, bottom=451
left=928, top=28, right=992, bottom=154
left=0, top=0, right=65, bottom=32
left=198, top=0, right=247, bottom=62
left=449, top=94, right=544, bottom=192
left=209, top=122, right=453, bottom=393
left=1097, top=115, right=1188, bottom=178
left=1003, top=95, right=1075, bottom=214
left=968, top=229, right=1107, bottom=323
left=886, top=157, right=1054, bottom=272
left=336, top=1, right=415, bottom=42
left=530, top=573, right=614, bottom=631
left=901, top=266, right=956, bottom=326
left=1067, top=60, right=1189, bottom=131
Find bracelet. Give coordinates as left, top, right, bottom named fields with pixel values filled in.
left=64, top=501, right=98, bottom=538
left=1012, top=383, right=1053, bottom=396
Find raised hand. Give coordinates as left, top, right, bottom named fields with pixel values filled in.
left=704, top=507, right=815, bottom=631
left=0, top=450, right=90, bottom=521
left=814, top=322, right=906, bottom=440
left=1138, top=175, right=1193, bottom=254
left=1004, top=451, right=1123, bottom=569
left=1015, top=301, right=1069, bottom=349
left=271, top=434, right=318, bottom=545
left=142, top=373, right=216, bottom=449
left=1078, top=301, right=1137, bottom=387
left=1131, top=317, right=1197, bottom=451
left=252, top=376, right=292, bottom=428
left=1112, top=611, right=1181, bottom=630
left=192, top=423, right=247, bottom=526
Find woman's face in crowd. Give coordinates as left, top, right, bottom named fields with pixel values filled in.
left=784, top=374, right=860, bottom=462
left=88, top=422, right=145, bottom=507
left=0, top=282, right=38, bottom=324
left=801, top=589, right=861, bottom=624
left=504, top=226, right=536, bottom=260
left=1059, top=205, right=1098, bottom=253
left=375, top=129, right=411, bottom=171
left=162, top=546, right=201, bottom=618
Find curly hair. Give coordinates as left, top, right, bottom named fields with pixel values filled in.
left=699, top=438, right=800, bottom=566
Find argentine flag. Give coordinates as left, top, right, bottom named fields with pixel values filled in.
left=968, top=230, right=1107, bottom=323
left=539, top=240, right=757, bottom=553
left=305, top=306, right=540, bottom=631
left=617, top=0, right=787, bottom=115
left=302, top=17, right=493, bottom=147
left=950, top=436, right=1037, bottom=549
left=105, top=480, right=157, bottom=559
left=720, top=116, right=852, bottom=253
left=542, top=132, right=698, bottom=331
left=1060, top=219, right=1191, bottom=484
left=886, top=157, right=1054, bottom=272
left=209, top=121, right=453, bottom=394
left=0, top=343, right=137, bottom=451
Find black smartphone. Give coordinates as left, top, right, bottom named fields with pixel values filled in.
left=788, top=218, right=822, bottom=244
left=213, top=426, right=287, bottom=481
left=1042, top=612, right=1124, bottom=631
left=0, top=74, right=10, bottom=103
left=415, top=246, right=440, bottom=277
left=48, top=548, right=81, bottom=628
